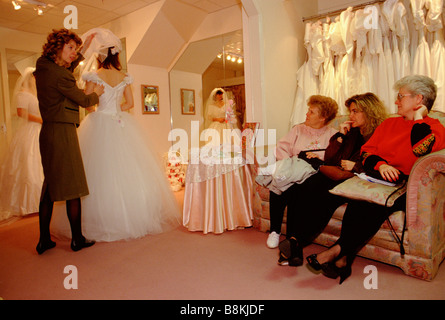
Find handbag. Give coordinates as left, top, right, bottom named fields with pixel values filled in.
left=297, top=149, right=325, bottom=170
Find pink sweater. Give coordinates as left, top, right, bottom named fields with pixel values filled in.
left=275, top=123, right=338, bottom=161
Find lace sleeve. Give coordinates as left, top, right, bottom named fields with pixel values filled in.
left=82, top=72, right=100, bottom=84
left=124, top=74, right=134, bottom=85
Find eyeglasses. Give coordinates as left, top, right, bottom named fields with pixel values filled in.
left=397, top=93, right=414, bottom=101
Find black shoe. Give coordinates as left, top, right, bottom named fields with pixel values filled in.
left=278, top=237, right=303, bottom=267
left=321, top=261, right=352, bottom=285
left=306, top=254, right=323, bottom=273
left=71, top=237, right=95, bottom=252
left=36, top=240, right=56, bottom=255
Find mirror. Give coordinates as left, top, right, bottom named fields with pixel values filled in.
left=142, top=85, right=160, bottom=114
left=181, top=89, right=195, bottom=115
left=169, top=30, right=245, bottom=149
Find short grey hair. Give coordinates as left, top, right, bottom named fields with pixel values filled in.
left=394, top=75, right=437, bottom=111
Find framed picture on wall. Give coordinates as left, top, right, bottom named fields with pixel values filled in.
left=142, top=85, right=159, bottom=114
left=181, top=89, right=195, bottom=115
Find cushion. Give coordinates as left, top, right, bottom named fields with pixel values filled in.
left=329, top=176, right=407, bottom=207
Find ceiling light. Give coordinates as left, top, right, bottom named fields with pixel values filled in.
left=36, top=6, right=43, bottom=15
left=237, top=58, right=243, bottom=64
left=12, top=1, right=21, bottom=10
left=231, top=57, right=236, bottom=62
left=226, top=55, right=231, bottom=61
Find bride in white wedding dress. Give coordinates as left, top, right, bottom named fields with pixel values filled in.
left=52, top=28, right=180, bottom=241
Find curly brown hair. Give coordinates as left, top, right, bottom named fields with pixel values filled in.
left=42, top=28, right=82, bottom=64
left=307, top=95, right=338, bottom=124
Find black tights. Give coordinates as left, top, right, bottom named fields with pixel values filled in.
left=269, top=172, right=343, bottom=245
left=38, top=188, right=83, bottom=243
left=335, top=194, right=407, bottom=262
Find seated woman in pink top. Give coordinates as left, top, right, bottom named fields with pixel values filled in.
left=267, top=95, right=338, bottom=248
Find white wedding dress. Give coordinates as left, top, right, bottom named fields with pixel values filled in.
left=51, top=72, right=180, bottom=241
left=0, top=91, right=43, bottom=221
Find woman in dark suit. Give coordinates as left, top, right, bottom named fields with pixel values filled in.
left=34, top=28, right=104, bottom=254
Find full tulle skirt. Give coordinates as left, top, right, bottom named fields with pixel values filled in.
left=51, top=111, right=180, bottom=241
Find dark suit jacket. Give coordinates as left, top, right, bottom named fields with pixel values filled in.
left=34, top=55, right=99, bottom=125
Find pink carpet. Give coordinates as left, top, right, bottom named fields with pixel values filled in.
left=1, top=190, right=444, bottom=301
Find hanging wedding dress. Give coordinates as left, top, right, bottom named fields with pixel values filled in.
left=395, top=1, right=411, bottom=79
left=426, top=0, right=445, bottom=112
left=337, top=7, right=355, bottom=114
left=381, top=6, right=396, bottom=113
left=310, top=21, right=325, bottom=78
left=290, top=0, right=443, bottom=120
left=412, top=0, right=432, bottom=77
left=383, top=0, right=402, bottom=82
left=329, top=17, right=347, bottom=114
left=290, top=22, right=319, bottom=127
left=351, top=8, right=372, bottom=94
left=384, top=0, right=411, bottom=83
left=367, top=5, right=392, bottom=111
left=319, top=20, right=337, bottom=100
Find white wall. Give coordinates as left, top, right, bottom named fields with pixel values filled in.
left=318, top=0, right=370, bottom=14
left=242, top=0, right=317, bottom=144
left=103, top=2, right=242, bottom=158
left=169, top=69, right=203, bottom=141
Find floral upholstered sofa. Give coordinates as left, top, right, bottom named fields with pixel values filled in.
left=252, top=111, right=445, bottom=281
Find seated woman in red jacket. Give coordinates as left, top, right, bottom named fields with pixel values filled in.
left=307, top=75, right=445, bottom=284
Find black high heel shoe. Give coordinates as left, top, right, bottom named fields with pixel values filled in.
left=306, top=254, right=323, bottom=272
left=278, top=237, right=303, bottom=267
left=36, top=240, right=56, bottom=255
left=71, top=237, right=95, bottom=252
left=321, top=260, right=352, bottom=285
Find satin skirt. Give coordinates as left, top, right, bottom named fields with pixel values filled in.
left=183, top=164, right=254, bottom=234
left=0, top=121, right=43, bottom=221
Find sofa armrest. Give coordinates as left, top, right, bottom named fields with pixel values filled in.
left=406, top=149, right=445, bottom=258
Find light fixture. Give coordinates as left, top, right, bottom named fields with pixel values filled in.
left=217, top=52, right=243, bottom=64
left=12, top=1, right=21, bottom=10
left=12, top=0, right=50, bottom=15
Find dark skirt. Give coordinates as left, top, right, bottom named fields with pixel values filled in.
left=39, top=122, right=89, bottom=201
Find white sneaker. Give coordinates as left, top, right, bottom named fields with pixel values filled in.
left=267, top=231, right=280, bottom=249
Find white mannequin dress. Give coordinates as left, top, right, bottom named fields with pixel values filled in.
left=51, top=72, right=180, bottom=241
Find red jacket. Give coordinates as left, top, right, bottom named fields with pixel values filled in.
left=361, top=116, right=445, bottom=175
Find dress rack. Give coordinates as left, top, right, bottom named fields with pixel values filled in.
left=302, top=0, right=386, bottom=22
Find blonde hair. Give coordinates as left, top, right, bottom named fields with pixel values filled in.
left=307, top=95, right=338, bottom=124
left=345, top=92, right=388, bottom=138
